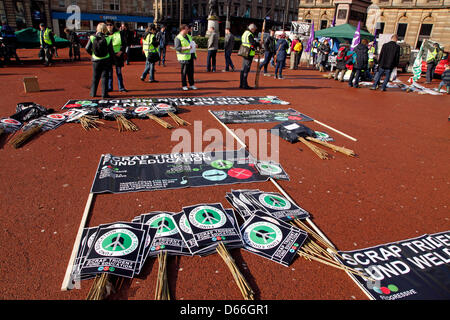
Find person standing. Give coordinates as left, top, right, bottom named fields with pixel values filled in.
left=64, top=28, right=81, bottom=61
left=106, top=21, right=128, bottom=92
left=206, top=26, right=218, bottom=72
left=85, top=22, right=114, bottom=98
left=121, top=23, right=133, bottom=65
left=334, top=41, right=349, bottom=81
left=274, top=33, right=289, bottom=79
left=175, top=24, right=197, bottom=91
left=348, top=39, right=368, bottom=88
left=223, top=27, right=235, bottom=72
left=318, top=40, right=330, bottom=72
left=289, top=35, right=299, bottom=70
left=434, top=64, right=450, bottom=94
left=1, top=21, right=21, bottom=64
left=368, top=41, right=376, bottom=74
left=157, top=25, right=169, bottom=66
left=259, top=28, right=276, bottom=76
left=371, top=34, right=400, bottom=91
left=312, top=38, right=319, bottom=68
left=141, top=24, right=160, bottom=83
left=39, top=23, right=55, bottom=66
left=425, top=41, right=442, bottom=84
left=239, top=24, right=259, bottom=89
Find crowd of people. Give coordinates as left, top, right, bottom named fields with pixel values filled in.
left=2, top=20, right=448, bottom=95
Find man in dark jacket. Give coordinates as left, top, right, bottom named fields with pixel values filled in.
left=223, top=28, right=235, bottom=72
left=258, top=28, right=276, bottom=76
left=371, top=34, right=400, bottom=91
left=157, top=25, right=169, bottom=66
left=348, top=39, right=369, bottom=88
left=64, top=28, right=81, bottom=61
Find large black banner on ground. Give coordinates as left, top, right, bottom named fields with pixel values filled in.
left=211, top=109, right=314, bottom=124
left=338, top=231, right=450, bottom=300
left=91, top=149, right=289, bottom=194
left=62, top=96, right=289, bottom=109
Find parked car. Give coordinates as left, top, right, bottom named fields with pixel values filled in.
left=398, top=42, right=411, bottom=73
left=421, top=51, right=450, bottom=77
left=75, top=31, right=95, bottom=48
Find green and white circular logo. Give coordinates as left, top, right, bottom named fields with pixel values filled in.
left=146, top=213, right=178, bottom=237
left=211, top=159, right=233, bottom=170
left=243, top=221, right=283, bottom=250
left=189, top=206, right=226, bottom=229
left=257, top=162, right=283, bottom=175
left=94, top=228, right=139, bottom=257
left=179, top=214, right=193, bottom=234
left=258, top=193, right=291, bottom=210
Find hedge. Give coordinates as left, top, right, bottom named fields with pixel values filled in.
left=192, top=36, right=242, bottom=51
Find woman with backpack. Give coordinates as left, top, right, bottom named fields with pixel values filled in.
left=318, top=40, right=331, bottom=72
left=141, top=24, right=160, bottom=83
left=290, top=36, right=302, bottom=70
left=334, top=41, right=350, bottom=81
left=85, top=23, right=115, bottom=98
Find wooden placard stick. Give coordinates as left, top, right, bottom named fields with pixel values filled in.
left=306, top=136, right=356, bottom=157
left=148, top=114, right=173, bottom=129
left=254, top=17, right=267, bottom=89
left=168, top=112, right=191, bottom=126
left=61, top=192, right=95, bottom=291
left=298, top=137, right=330, bottom=160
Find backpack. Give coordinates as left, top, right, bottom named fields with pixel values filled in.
left=336, top=47, right=347, bottom=61
left=93, top=34, right=108, bottom=58
left=294, top=42, right=302, bottom=52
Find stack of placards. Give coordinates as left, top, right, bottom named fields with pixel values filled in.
left=174, top=203, right=243, bottom=257
left=226, top=189, right=310, bottom=221
left=72, top=221, right=156, bottom=281
left=240, top=211, right=308, bottom=266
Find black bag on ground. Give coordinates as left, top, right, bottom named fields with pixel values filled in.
left=93, top=34, right=108, bottom=58
left=270, top=121, right=317, bottom=143
left=11, top=102, right=52, bottom=122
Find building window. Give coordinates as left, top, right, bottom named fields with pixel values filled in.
left=110, top=0, right=120, bottom=11
left=416, top=23, right=433, bottom=49
left=320, top=19, right=328, bottom=29
left=375, top=21, right=385, bottom=34
left=14, top=1, right=26, bottom=29
left=0, top=1, right=6, bottom=24
left=396, top=23, right=407, bottom=41
left=337, top=9, right=347, bottom=20
left=58, top=0, right=66, bottom=7
left=93, top=0, right=103, bottom=10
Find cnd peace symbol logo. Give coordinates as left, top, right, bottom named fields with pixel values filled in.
left=243, top=221, right=283, bottom=250
left=188, top=206, right=226, bottom=229
left=94, top=228, right=139, bottom=257
left=179, top=214, right=193, bottom=234
left=256, top=162, right=282, bottom=175
left=146, top=213, right=178, bottom=237
left=258, top=193, right=291, bottom=210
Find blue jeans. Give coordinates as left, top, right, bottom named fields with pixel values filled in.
left=259, top=51, right=274, bottom=73
left=348, top=68, right=362, bottom=87
left=372, top=67, right=392, bottom=90
left=108, top=65, right=125, bottom=91
left=225, top=49, right=234, bottom=71
left=159, top=46, right=166, bottom=65
left=275, top=58, right=286, bottom=77
left=142, top=59, right=155, bottom=81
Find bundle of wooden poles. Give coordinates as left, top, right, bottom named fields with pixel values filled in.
left=155, top=251, right=171, bottom=300
left=298, top=136, right=356, bottom=160
left=9, top=124, right=43, bottom=149
left=86, top=273, right=124, bottom=300
left=216, top=242, right=255, bottom=300
left=291, top=219, right=372, bottom=281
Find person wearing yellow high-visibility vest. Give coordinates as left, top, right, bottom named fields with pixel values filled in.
left=85, top=23, right=114, bottom=98
left=39, top=23, right=55, bottom=66
left=141, top=24, right=160, bottom=83
left=425, top=41, right=442, bottom=84
left=106, top=21, right=128, bottom=92
left=240, top=24, right=259, bottom=89
left=174, top=24, right=197, bottom=91
left=368, top=42, right=376, bottom=74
